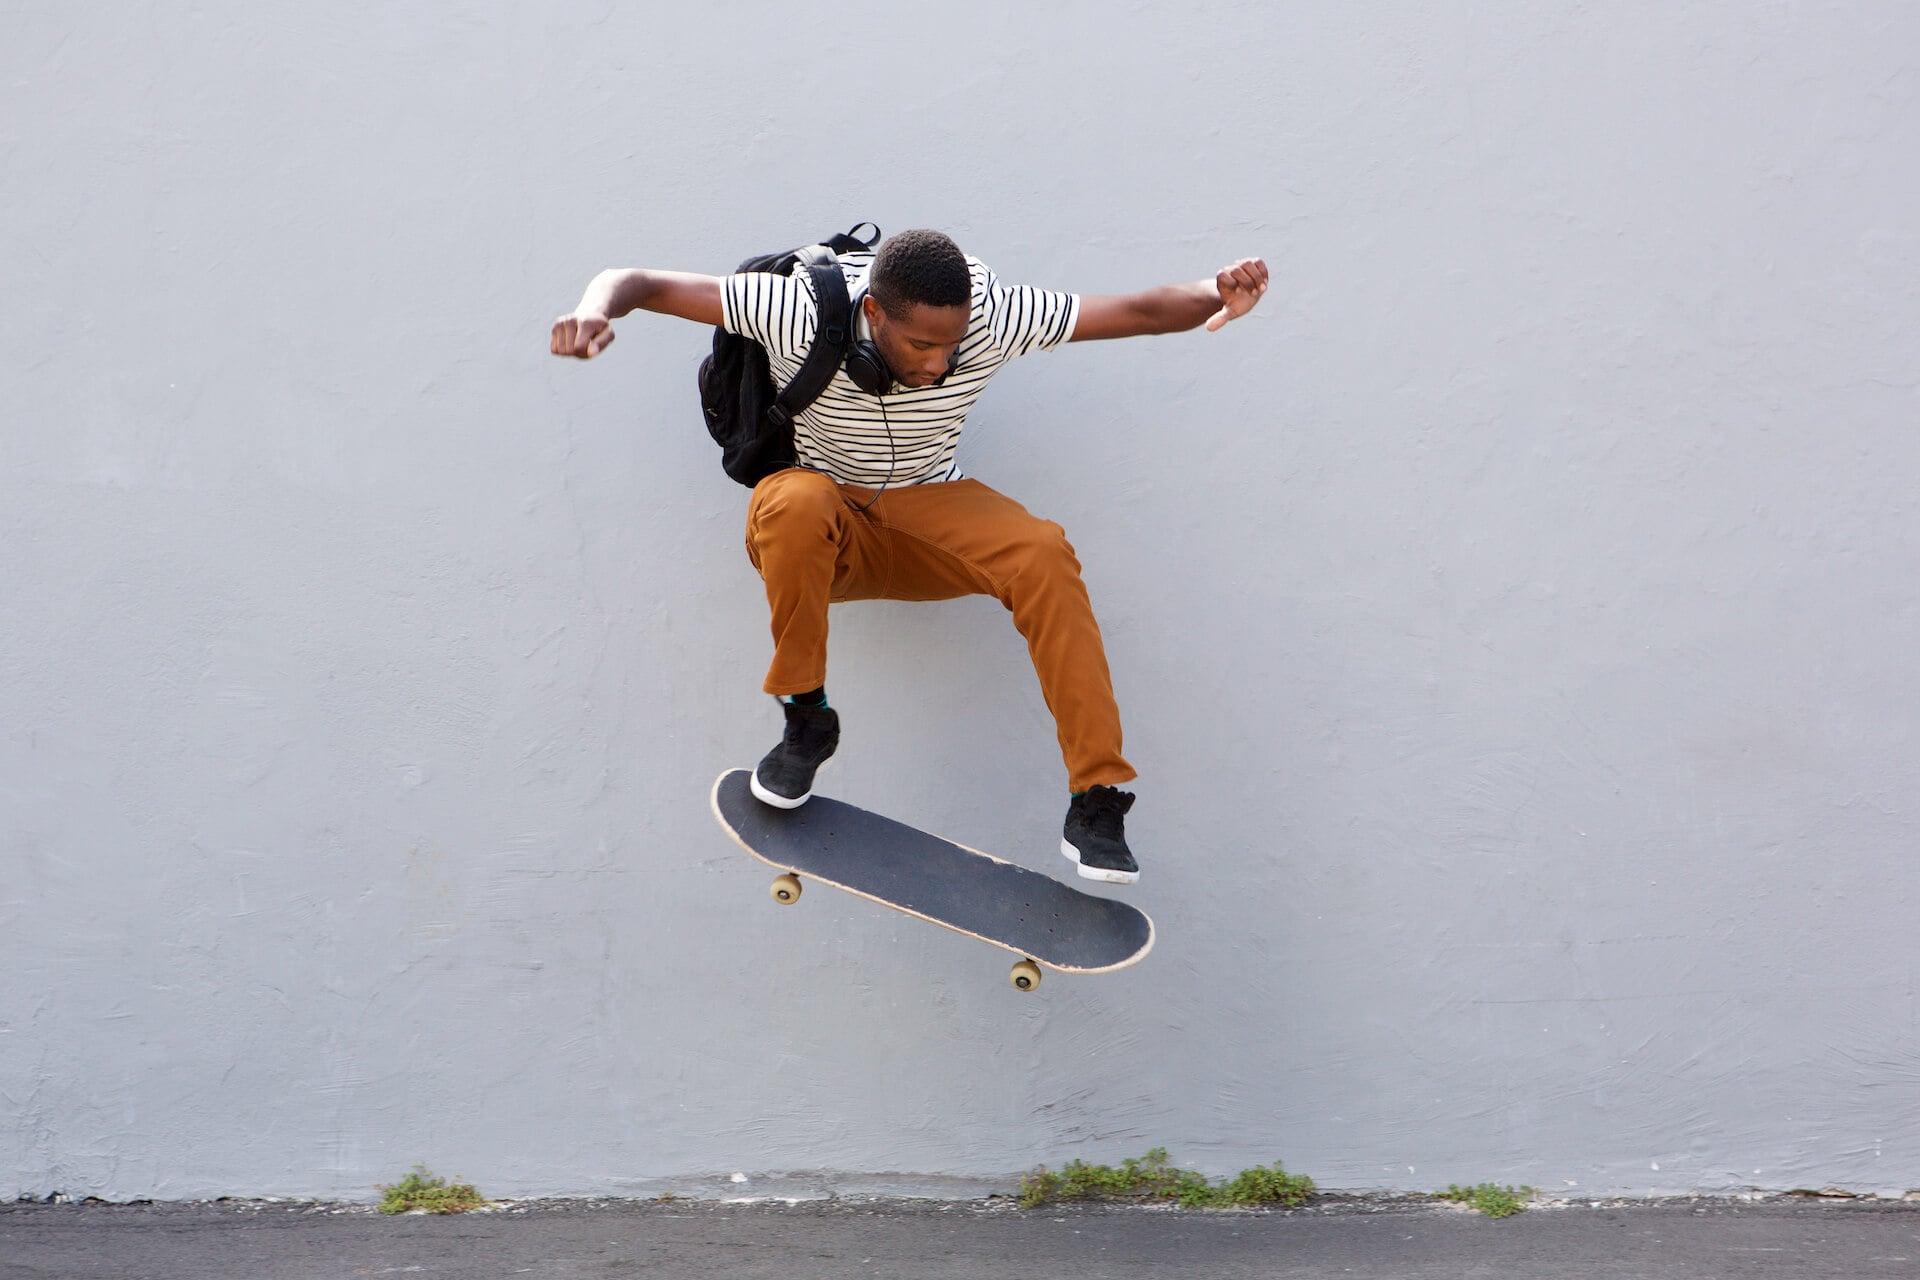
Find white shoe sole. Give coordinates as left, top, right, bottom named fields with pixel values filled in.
left=1061, top=838, right=1141, bottom=885
left=750, top=757, right=832, bottom=809
left=750, top=771, right=811, bottom=809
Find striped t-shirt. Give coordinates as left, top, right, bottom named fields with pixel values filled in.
left=719, top=251, right=1080, bottom=487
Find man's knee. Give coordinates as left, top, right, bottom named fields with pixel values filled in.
left=998, top=518, right=1086, bottom=600
left=1030, top=518, right=1080, bottom=568
left=746, top=470, right=843, bottom=566
left=749, top=468, right=840, bottom=526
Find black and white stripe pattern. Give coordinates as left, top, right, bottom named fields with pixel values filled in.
left=720, top=252, right=1079, bottom=487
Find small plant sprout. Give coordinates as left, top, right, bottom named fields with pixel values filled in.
left=376, top=1166, right=488, bottom=1215
left=1438, top=1182, right=1536, bottom=1218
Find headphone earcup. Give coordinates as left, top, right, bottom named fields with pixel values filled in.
left=845, top=339, right=892, bottom=397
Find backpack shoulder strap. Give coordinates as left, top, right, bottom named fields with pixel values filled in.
left=766, top=244, right=852, bottom=428
left=823, top=221, right=881, bottom=256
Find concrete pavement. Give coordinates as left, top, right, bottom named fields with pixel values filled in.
left=4, top=1195, right=1918, bottom=1279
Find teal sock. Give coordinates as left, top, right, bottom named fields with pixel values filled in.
left=785, top=687, right=828, bottom=708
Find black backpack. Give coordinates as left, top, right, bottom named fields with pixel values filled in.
left=698, top=222, right=881, bottom=487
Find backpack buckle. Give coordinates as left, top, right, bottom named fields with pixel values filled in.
left=823, top=323, right=846, bottom=346
left=766, top=404, right=791, bottom=428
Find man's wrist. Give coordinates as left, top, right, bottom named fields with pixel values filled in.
left=582, top=268, right=647, bottom=320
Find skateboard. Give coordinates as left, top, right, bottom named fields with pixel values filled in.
left=710, top=769, right=1154, bottom=991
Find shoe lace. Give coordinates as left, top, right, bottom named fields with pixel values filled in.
left=1078, top=786, right=1135, bottom=840
left=784, top=704, right=836, bottom=753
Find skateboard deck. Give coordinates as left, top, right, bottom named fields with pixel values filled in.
left=711, top=769, right=1153, bottom=990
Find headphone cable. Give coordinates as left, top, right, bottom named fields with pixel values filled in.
left=845, top=392, right=895, bottom=515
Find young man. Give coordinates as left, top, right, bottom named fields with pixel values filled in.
left=551, top=231, right=1267, bottom=885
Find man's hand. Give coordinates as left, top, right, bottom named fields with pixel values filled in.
left=548, top=269, right=723, bottom=357
left=551, top=312, right=616, bottom=359
left=1205, top=258, right=1269, bottom=332
left=1071, top=256, right=1272, bottom=343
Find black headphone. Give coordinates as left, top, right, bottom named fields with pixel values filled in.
left=844, top=297, right=961, bottom=397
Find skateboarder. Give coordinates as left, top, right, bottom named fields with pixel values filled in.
left=551, top=230, right=1268, bottom=885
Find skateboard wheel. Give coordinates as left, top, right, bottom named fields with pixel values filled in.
left=770, top=874, right=802, bottom=905
left=1010, top=960, right=1042, bottom=992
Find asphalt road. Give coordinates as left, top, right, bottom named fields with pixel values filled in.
left=4, top=1196, right=1918, bottom=1280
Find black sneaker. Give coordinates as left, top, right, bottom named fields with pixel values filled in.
left=1061, top=786, right=1140, bottom=884
left=751, top=701, right=839, bottom=808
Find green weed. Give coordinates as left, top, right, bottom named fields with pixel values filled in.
left=376, top=1166, right=487, bottom=1215
left=1020, top=1148, right=1314, bottom=1210
left=1438, top=1182, right=1535, bottom=1218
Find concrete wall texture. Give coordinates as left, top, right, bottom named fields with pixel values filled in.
left=5, top=2, right=1917, bottom=1203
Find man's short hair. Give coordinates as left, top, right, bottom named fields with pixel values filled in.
left=869, top=229, right=971, bottom=317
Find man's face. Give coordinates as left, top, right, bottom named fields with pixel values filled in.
left=865, top=296, right=969, bottom=389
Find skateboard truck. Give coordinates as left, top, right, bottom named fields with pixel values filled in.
left=771, top=867, right=1049, bottom=990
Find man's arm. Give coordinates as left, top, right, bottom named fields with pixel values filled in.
left=1068, top=257, right=1269, bottom=342
left=549, top=269, right=725, bottom=359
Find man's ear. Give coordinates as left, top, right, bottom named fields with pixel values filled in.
left=861, top=295, right=882, bottom=326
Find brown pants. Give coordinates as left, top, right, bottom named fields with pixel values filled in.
left=744, top=469, right=1135, bottom=793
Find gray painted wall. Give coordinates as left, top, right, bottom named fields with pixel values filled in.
left=6, top=2, right=1917, bottom=1202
